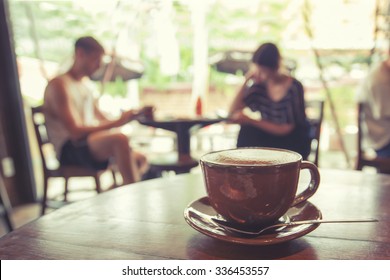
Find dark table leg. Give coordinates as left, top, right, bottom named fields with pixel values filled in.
left=176, top=124, right=192, bottom=156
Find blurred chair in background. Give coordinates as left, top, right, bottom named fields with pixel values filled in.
left=306, top=100, right=325, bottom=166
left=356, top=102, right=390, bottom=173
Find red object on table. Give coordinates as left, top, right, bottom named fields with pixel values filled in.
left=195, top=96, right=202, bottom=116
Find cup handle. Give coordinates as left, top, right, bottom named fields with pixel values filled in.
left=291, top=161, right=320, bottom=206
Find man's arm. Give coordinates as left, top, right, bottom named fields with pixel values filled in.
left=46, top=78, right=134, bottom=141
left=93, top=100, right=110, bottom=123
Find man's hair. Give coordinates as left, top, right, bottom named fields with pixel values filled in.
left=252, top=42, right=280, bottom=71
left=75, top=36, right=104, bottom=54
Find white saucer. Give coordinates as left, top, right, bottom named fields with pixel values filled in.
left=184, top=196, right=322, bottom=246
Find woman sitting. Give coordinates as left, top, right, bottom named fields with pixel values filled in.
left=229, top=42, right=311, bottom=159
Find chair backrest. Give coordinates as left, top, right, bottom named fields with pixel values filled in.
left=31, top=106, right=58, bottom=174
left=0, top=173, right=13, bottom=232
left=357, top=102, right=365, bottom=168
left=306, top=100, right=325, bottom=166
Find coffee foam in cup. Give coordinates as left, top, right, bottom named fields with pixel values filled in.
left=202, top=148, right=300, bottom=166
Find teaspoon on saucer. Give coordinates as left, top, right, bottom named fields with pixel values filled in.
left=211, top=218, right=379, bottom=236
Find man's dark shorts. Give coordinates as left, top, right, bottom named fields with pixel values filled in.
left=59, top=139, right=109, bottom=170
left=376, top=141, right=390, bottom=158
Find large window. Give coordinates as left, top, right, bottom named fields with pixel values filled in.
left=8, top=0, right=388, bottom=169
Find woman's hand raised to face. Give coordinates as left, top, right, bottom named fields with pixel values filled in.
left=244, top=66, right=257, bottom=84
left=245, top=64, right=270, bottom=85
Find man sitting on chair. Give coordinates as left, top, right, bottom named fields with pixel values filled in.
left=357, top=50, right=390, bottom=159
left=44, top=36, right=149, bottom=185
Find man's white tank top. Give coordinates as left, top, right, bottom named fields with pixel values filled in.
left=44, top=73, right=95, bottom=158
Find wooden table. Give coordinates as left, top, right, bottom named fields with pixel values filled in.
left=1, top=169, right=390, bottom=260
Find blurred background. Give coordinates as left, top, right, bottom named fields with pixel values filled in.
left=9, top=0, right=389, bottom=168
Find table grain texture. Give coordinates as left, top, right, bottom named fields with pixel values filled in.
left=1, top=169, right=390, bottom=260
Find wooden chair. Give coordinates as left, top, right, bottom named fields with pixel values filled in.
left=0, top=174, right=13, bottom=233
left=356, top=102, right=390, bottom=173
left=306, top=100, right=325, bottom=166
left=31, top=106, right=117, bottom=215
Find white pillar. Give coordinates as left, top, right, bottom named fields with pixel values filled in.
left=117, top=24, right=141, bottom=109
left=190, top=0, right=209, bottom=114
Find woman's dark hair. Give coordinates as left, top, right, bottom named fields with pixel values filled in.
left=75, top=36, right=104, bottom=54
left=252, top=42, right=280, bottom=71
